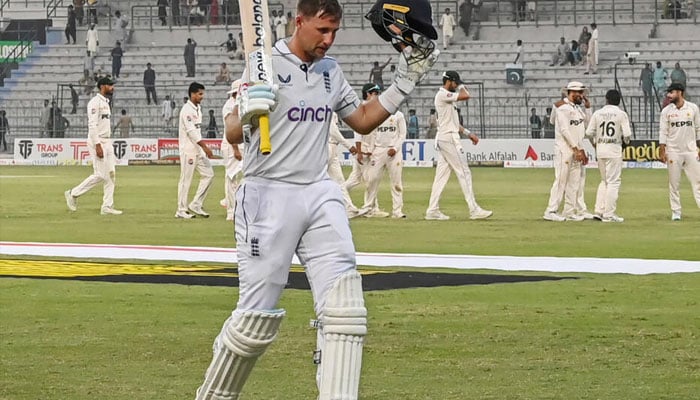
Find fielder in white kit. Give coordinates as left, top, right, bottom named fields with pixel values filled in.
left=658, top=82, right=700, bottom=221
left=585, top=89, right=632, bottom=222
left=356, top=83, right=407, bottom=218
left=193, top=1, right=439, bottom=399
left=175, top=82, right=215, bottom=219
left=425, top=70, right=492, bottom=220
left=221, top=79, right=245, bottom=221
left=327, top=112, right=357, bottom=185
left=64, top=76, right=123, bottom=215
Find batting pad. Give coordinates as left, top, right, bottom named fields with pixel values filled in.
left=318, top=270, right=367, bottom=400
left=196, top=309, right=285, bottom=400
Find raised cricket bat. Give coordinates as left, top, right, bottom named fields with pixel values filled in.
left=239, top=0, right=274, bottom=155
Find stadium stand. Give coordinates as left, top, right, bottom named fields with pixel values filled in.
left=0, top=0, right=698, bottom=146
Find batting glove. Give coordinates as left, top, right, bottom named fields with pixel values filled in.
left=393, top=45, right=440, bottom=95
left=237, top=83, right=277, bottom=126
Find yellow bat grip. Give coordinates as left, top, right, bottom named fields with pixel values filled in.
left=259, top=114, right=271, bottom=155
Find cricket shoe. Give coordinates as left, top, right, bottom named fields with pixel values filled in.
left=470, top=208, right=493, bottom=220
left=348, top=207, right=370, bottom=219
left=189, top=207, right=210, bottom=218
left=425, top=211, right=450, bottom=220
left=565, top=214, right=585, bottom=222
left=602, top=215, right=624, bottom=223
left=391, top=212, right=407, bottom=219
left=225, top=214, right=234, bottom=221
left=543, top=212, right=565, bottom=222
left=219, top=198, right=227, bottom=208
left=593, top=213, right=603, bottom=221
left=365, top=209, right=390, bottom=218
left=671, top=212, right=681, bottom=221
left=64, top=190, right=77, bottom=212
left=580, top=212, right=596, bottom=220
left=175, top=211, right=195, bottom=219
left=100, top=207, right=123, bottom=215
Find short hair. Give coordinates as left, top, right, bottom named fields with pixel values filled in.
left=188, top=82, right=205, bottom=96
left=147, top=62, right=152, bottom=67
left=297, top=0, right=342, bottom=20
left=530, top=107, right=536, bottom=112
left=517, top=39, right=522, bottom=46
left=121, top=109, right=127, bottom=115
left=605, top=89, right=621, bottom=106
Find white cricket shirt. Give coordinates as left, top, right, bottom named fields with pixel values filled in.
left=87, top=93, right=112, bottom=147
left=178, top=100, right=203, bottom=156
left=554, top=98, right=590, bottom=154
left=659, top=100, right=700, bottom=153
left=434, top=87, right=461, bottom=139
left=586, top=105, right=632, bottom=158
left=241, top=40, right=360, bottom=184
left=373, top=111, right=406, bottom=149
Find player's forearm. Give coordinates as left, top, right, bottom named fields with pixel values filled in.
left=225, top=111, right=244, bottom=144
left=345, top=99, right=390, bottom=135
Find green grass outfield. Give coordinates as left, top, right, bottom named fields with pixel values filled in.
left=1, top=165, right=699, bottom=400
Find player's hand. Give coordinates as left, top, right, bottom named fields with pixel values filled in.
left=95, top=143, right=104, bottom=159
left=349, top=146, right=358, bottom=155
left=659, top=147, right=667, bottom=163
left=387, top=148, right=397, bottom=157
left=468, top=133, right=479, bottom=145
left=393, top=45, right=440, bottom=95
left=580, top=150, right=589, bottom=165
left=233, top=148, right=242, bottom=161
left=203, top=146, right=214, bottom=159
left=357, top=152, right=364, bottom=165
left=237, top=83, right=277, bottom=126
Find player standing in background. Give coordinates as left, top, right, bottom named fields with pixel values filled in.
left=64, top=76, right=122, bottom=215
left=220, top=79, right=244, bottom=221
left=658, top=82, right=700, bottom=221
left=175, top=82, right=214, bottom=219
left=585, top=89, right=632, bottom=222
left=425, top=70, right=492, bottom=221
left=193, top=0, right=439, bottom=399
left=357, top=84, right=407, bottom=218
left=328, top=112, right=357, bottom=186
left=543, top=81, right=591, bottom=222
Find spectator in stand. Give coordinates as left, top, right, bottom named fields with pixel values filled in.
left=275, top=9, right=288, bottom=40
left=368, top=57, right=392, bottom=88
left=654, top=61, right=668, bottom=94
left=427, top=108, right=438, bottom=139
left=183, top=38, right=197, bottom=77
left=114, top=109, right=135, bottom=138
left=407, top=109, right=419, bottom=139
left=86, top=0, right=97, bottom=24
left=69, top=84, right=79, bottom=114
left=639, top=63, right=654, bottom=101
left=144, top=63, right=158, bottom=105
left=527, top=0, right=536, bottom=20
left=514, top=39, right=524, bottom=64
left=162, top=95, right=174, bottom=133
left=516, top=0, right=526, bottom=21
left=83, top=51, right=94, bottom=77
left=578, top=26, right=591, bottom=59
left=171, top=0, right=180, bottom=25
left=285, top=11, right=295, bottom=37
left=458, top=0, right=473, bottom=36
left=220, top=32, right=237, bottom=59
left=206, top=109, right=218, bottom=138
left=74, top=0, right=85, bottom=25
left=549, top=37, right=570, bottom=66
left=113, top=11, right=130, bottom=49
left=0, top=110, right=8, bottom=152
left=110, top=41, right=124, bottom=79
left=40, top=99, right=51, bottom=138
left=542, top=107, right=554, bottom=138
left=568, top=40, right=581, bottom=65
left=232, top=32, right=245, bottom=60
left=214, top=62, right=231, bottom=85
left=584, top=23, right=599, bottom=74
left=529, top=107, right=542, bottom=138
left=86, top=23, right=99, bottom=56
left=670, top=62, right=687, bottom=88
left=65, top=5, right=77, bottom=44
left=158, top=0, right=168, bottom=25
left=439, top=8, right=456, bottom=49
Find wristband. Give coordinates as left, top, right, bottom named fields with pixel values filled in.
left=377, top=84, right=406, bottom=114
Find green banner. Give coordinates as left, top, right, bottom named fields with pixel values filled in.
left=0, top=41, right=33, bottom=62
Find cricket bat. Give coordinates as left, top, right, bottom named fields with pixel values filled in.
left=239, top=0, right=274, bottom=155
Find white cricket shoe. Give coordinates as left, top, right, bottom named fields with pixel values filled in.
left=365, top=209, right=390, bottom=218
left=225, top=214, right=234, bottom=221
left=565, top=214, right=585, bottom=222
left=100, top=207, right=123, bottom=215
left=580, top=212, right=596, bottom=220
left=64, top=190, right=77, bottom=212
left=671, top=212, right=681, bottom=221
left=543, top=212, right=565, bottom=222
left=391, top=212, right=407, bottom=219
left=189, top=207, right=210, bottom=218
left=593, top=214, right=603, bottom=221
left=219, top=198, right=227, bottom=208
left=602, top=215, right=624, bottom=223
left=425, top=211, right=450, bottom=220
left=470, top=208, right=493, bottom=220
left=175, top=211, right=195, bottom=219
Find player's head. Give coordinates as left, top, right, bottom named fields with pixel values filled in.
left=365, top=0, right=438, bottom=62
left=362, top=83, right=382, bottom=100
left=292, top=0, right=343, bottom=61
left=605, top=89, right=621, bottom=106
left=565, top=81, right=585, bottom=104
left=227, top=79, right=242, bottom=99
left=442, top=70, right=462, bottom=91
left=188, top=82, right=205, bottom=105
left=666, top=82, right=685, bottom=104
left=96, top=76, right=115, bottom=95
left=121, top=109, right=127, bottom=115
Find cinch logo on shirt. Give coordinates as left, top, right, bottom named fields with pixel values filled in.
left=670, top=121, right=693, bottom=127
left=287, top=102, right=333, bottom=122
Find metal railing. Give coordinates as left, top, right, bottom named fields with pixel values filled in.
left=0, top=28, right=37, bottom=85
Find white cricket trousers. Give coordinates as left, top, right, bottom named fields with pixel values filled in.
left=70, top=144, right=116, bottom=209
left=359, top=147, right=404, bottom=215
left=177, top=152, right=214, bottom=213
left=594, top=157, right=623, bottom=218
left=222, top=143, right=243, bottom=218
left=327, top=143, right=345, bottom=186
left=667, top=151, right=700, bottom=214
left=427, top=139, right=480, bottom=214
left=342, top=159, right=369, bottom=211
left=544, top=149, right=582, bottom=217
left=234, top=177, right=357, bottom=316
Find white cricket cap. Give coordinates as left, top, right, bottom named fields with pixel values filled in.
left=227, top=79, right=242, bottom=95
left=565, top=81, right=586, bottom=91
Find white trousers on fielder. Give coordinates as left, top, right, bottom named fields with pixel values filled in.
left=667, top=151, right=700, bottom=214
left=327, top=143, right=345, bottom=186
left=576, top=165, right=589, bottom=214
left=359, top=147, right=404, bottom=215
left=545, top=149, right=581, bottom=217
left=234, top=177, right=357, bottom=316
left=342, top=159, right=369, bottom=211
left=222, top=143, right=243, bottom=218
left=594, top=157, right=623, bottom=218
left=70, top=143, right=116, bottom=209
left=427, top=139, right=480, bottom=214
left=177, top=152, right=214, bottom=213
